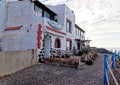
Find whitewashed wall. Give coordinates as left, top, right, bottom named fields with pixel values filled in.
left=2, top=1, right=44, bottom=51
left=50, top=35, right=66, bottom=50
left=48, top=4, right=77, bottom=49
left=0, top=0, right=6, bottom=37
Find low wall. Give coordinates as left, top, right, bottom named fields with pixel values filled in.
left=0, top=49, right=38, bottom=76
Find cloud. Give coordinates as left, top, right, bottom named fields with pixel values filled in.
left=39, top=0, right=48, bottom=2
left=39, top=0, right=71, bottom=5
left=40, top=0, right=120, bottom=47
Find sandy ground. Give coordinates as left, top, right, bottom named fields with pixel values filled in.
left=0, top=53, right=105, bottom=85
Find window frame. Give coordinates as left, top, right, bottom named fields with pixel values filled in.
left=66, top=19, right=72, bottom=33
left=54, top=38, right=61, bottom=48
left=66, top=38, right=72, bottom=50
left=34, top=5, right=43, bottom=17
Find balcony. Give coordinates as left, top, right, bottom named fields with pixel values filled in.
left=43, top=18, right=66, bottom=36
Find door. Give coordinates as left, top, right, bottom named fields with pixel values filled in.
left=43, top=35, right=51, bottom=57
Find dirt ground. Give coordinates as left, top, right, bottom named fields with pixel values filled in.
left=109, top=60, right=120, bottom=85
left=0, top=53, right=105, bottom=85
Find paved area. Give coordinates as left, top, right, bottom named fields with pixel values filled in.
left=0, top=54, right=104, bottom=85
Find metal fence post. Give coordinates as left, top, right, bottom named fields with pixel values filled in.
left=104, top=53, right=108, bottom=84
left=112, top=52, right=115, bottom=69
left=115, top=50, right=117, bottom=61
left=118, top=51, right=120, bottom=60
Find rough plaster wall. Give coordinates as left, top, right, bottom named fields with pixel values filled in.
left=0, top=0, right=6, bottom=37
left=48, top=4, right=76, bottom=49
left=48, top=5, right=65, bottom=31
left=50, top=35, right=66, bottom=50
left=65, top=5, right=76, bottom=49
left=7, top=1, right=37, bottom=27
left=2, top=1, right=44, bottom=51
left=0, top=49, right=37, bottom=76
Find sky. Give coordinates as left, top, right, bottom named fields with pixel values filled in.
left=39, top=0, right=120, bottom=48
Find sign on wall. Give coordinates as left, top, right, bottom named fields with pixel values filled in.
left=47, top=20, right=63, bottom=30
left=37, top=24, right=42, bottom=49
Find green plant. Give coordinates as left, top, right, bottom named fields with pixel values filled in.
left=82, top=47, right=91, bottom=54
left=78, top=50, right=83, bottom=56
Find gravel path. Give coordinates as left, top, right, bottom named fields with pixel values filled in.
left=0, top=53, right=104, bottom=85
left=109, top=60, right=120, bottom=85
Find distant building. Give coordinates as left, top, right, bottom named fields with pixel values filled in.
left=0, top=0, right=91, bottom=58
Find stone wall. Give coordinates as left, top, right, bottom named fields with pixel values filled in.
left=0, top=49, right=38, bottom=76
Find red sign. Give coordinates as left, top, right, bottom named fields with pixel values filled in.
left=37, top=24, right=42, bottom=49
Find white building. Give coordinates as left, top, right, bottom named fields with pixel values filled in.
left=0, top=0, right=90, bottom=60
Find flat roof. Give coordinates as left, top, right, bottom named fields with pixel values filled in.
left=75, top=24, right=85, bottom=33
left=32, top=0, right=57, bottom=16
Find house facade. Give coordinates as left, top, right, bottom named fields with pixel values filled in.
left=0, top=0, right=90, bottom=59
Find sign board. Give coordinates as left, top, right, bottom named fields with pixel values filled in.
left=47, top=20, right=63, bottom=30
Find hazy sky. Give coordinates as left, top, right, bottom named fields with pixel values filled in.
left=39, top=0, right=120, bottom=48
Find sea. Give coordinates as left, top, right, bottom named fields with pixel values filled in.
left=106, top=47, right=120, bottom=52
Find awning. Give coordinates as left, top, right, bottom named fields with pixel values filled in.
left=81, top=40, right=91, bottom=42
left=75, top=39, right=91, bottom=42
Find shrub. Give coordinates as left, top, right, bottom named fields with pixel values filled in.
left=85, top=59, right=93, bottom=65
left=78, top=50, right=83, bottom=56
left=83, top=47, right=91, bottom=54
left=77, top=47, right=91, bottom=56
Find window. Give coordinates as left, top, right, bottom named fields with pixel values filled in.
left=44, top=11, right=51, bottom=19
left=0, top=0, right=2, bottom=4
left=66, top=38, right=72, bottom=50
left=81, top=32, right=85, bottom=40
left=54, top=38, right=61, bottom=48
left=77, top=42, right=80, bottom=49
left=34, top=6, right=43, bottom=17
left=66, top=41, right=70, bottom=50
left=0, top=47, right=2, bottom=51
left=66, top=19, right=72, bottom=33
left=77, top=28, right=79, bottom=35
left=79, top=30, right=80, bottom=36
left=75, top=27, right=77, bottom=35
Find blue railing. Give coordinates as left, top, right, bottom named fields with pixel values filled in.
left=104, top=51, right=119, bottom=85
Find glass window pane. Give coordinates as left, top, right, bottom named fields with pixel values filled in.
left=77, top=29, right=79, bottom=35
left=66, top=20, right=72, bottom=33
left=55, top=39, right=60, bottom=48
left=44, top=11, right=50, bottom=19
left=67, top=22, right=69, bottom=32
left=79, top=30, right=80, bottom=36
left=76, top=27, right=77, bottom=35
left=35, top=6, right=42, bottom=17
left=66, top=41, right=70, bottom=50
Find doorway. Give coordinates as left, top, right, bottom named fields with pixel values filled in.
left=43, top=35, right=51, bottom=57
